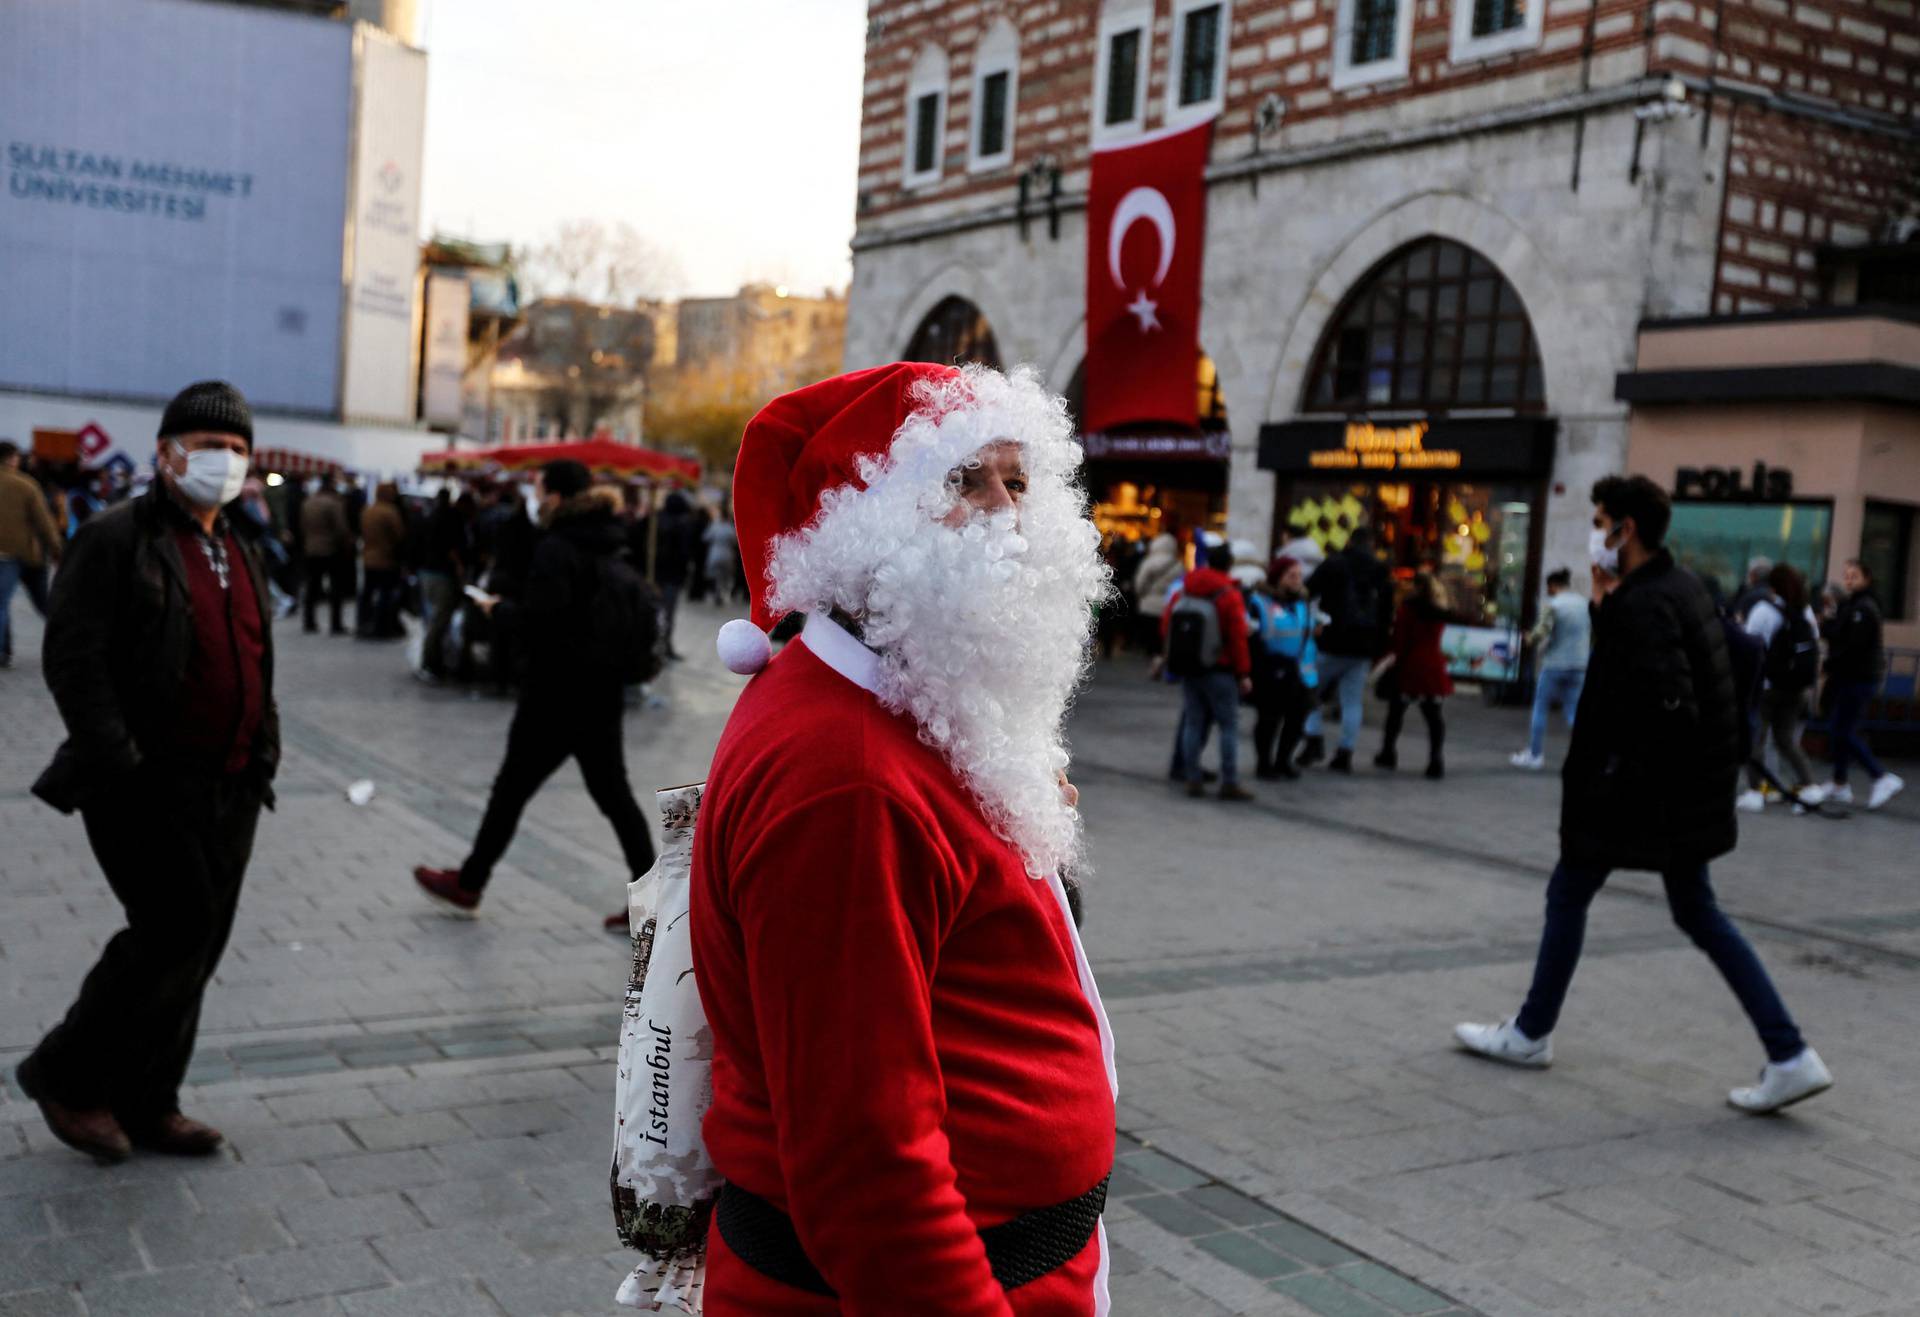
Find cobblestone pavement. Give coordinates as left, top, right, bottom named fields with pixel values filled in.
left=3, top=602, right=1917, bottom=1316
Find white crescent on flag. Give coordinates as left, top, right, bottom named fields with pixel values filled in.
left=1106, top=186, right=1176, bottom=290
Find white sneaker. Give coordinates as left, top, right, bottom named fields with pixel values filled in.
left=1796, top=784, right=1829, bottom=807
left=1829, top=784, right=1855, bottom=806
left=1509, top=751, right=1544, bottom=770
left=1868, top=775, right=1905, bottom=811
left=1453, top=1018, right=1552, bottom=1068
left=1735, top=789, right=1766, bottom=813
left=1728, top=1047, right=1833, bottom=1114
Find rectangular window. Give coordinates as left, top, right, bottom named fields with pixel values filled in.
left=1668, top=501, right=1834, bottom=606
left=1179, top=5, right=1222, bottom=106
left=1350, top=0, right=1399, bottom=64
left=978, top=70, right=1009, bottom=159
left=1862, top=501, right=1916, bottom=622
left=1471, top=0, right=1526, bottom=36
left=1104, top=28, right=1141, bottom=125
left=912, top=92, right=940, bottom=175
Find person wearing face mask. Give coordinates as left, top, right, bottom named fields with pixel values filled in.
left=1455, top=475, right=1831, bottom=1115
left=19, top=381, right=279, bottom=1165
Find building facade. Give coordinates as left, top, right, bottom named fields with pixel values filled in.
left=844, top=0, right=1917, bottom=661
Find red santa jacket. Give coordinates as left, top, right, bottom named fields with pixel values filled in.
left=692, top=614, right=1117, bottom=1316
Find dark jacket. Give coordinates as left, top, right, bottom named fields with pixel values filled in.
left=32, top=487, right=280, bottom=814
left=1389, top=596, right=1455, bottom=699
left=1306, top=545, right=1393, bottom=659
left=1561, top=550, right=1739, bottom=872
left=495, top=492, right=631, bottom=692
left=1822, top=588, right=1884, bottom=685
left=1162, top=566, right=1251, bottom=677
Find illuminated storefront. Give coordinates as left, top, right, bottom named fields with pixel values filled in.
left=1254, top=237, right=1557, bottom=684
left=1071, top=353, right=1232, bottom=546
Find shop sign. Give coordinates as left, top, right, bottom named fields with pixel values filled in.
left=1675, top=463, right=1793, bottom=501
left=1082, top=431, right=1232, bottom=462
left=1305, top=421, right=1463, bottom=472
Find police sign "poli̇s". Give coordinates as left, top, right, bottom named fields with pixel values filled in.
left=1675, top=463, right=1794, bottom=501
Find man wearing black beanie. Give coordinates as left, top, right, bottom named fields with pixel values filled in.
left=413, top=459, right=661, bottom=930
left=19, top=379, right=279, bottom=1164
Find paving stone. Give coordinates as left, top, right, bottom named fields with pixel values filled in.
left=280, top=1191, right=425, bottom=1244
left=43, top=1178, right=196, bottom=1233
left=1183, top=1183, right=1286, bottom=1227
left=1330, top=1262, right=1457, bottom=1314
left=1122, top=1148, right=1212, bottom=1191
left=1194, top=1228, right=1309, bottom=1279
left=1132, top=1192, right=1235, bottom=1237
left=404, top=1175, right=547, bottom=1230
left=0, top=1196, right=53, bottom=1242
left=137, top=1208, right=292, bottom=1266
left=1269, top=1271, right=1398, bottom=1317
left=454, top=1098, right=576, bottom=1140
left=235, top=1240, right=392, bottom=1306
left=345, top=1111, right=471, bottom=1153
left=478, top=1256, right=628, bottom=1317
left=497, top=1202, right=617, bottom=1261
left=263, top=1088, right=393, bottom=1125
left=0, top=1230, right=144, bottom=1292
left=1253, top=1219, right=1370, bottom=1270
left=228, top=1121, right=361, bottom=1166
left=80, top=1265, right=249, bottom=1317
left=315, top=1149, right=449, bottom=1197
left=0, top=1287, right=82, bottom=1316
left=371, top=1224, right=531, bottom=1282
left=181, top=1161, right=333, bottom=1212
left=339, top=1278, right=505, bottom=1316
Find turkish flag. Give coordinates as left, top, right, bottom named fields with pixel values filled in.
left=1083, top=119, right=1214, bottom=434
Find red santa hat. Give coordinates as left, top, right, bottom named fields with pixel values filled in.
left=716, top=361, right=962, bottom=675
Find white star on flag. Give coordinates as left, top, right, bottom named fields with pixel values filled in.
left=1126, top=289, right=1161, bottom=332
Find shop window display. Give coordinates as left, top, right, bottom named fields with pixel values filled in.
left=1668, top=501, right=1832, bottom=604
left=1285, top=478, right=1531, bottom=680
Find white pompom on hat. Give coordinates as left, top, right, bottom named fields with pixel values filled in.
left=716, top=617, right=773, bottom=675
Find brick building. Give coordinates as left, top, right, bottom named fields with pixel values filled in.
left=844, top=0, right=1919, bottom=664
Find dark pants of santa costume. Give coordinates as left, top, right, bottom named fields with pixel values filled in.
left=459, top=684, right=656, bottom=892
left=693, top=622, right=1115, bottom=1315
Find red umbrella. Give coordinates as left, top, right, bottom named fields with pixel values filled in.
left=421, top=439, right=701, bottom=485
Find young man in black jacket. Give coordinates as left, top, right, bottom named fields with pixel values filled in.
left=1455, top=475, right=1831, bottom=1114
left=412, top=461, right=657, bottom=929
left=1304, top=527, right=1394, bottom=772
left=1823, top=559, right=1904, bottom=810
left=20, top=381, right=278, bottom=1163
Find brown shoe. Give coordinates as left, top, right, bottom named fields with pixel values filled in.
left=33, top=1097, right=132, bottom=1164
left=127, top=1112, right=224, bottom=1157
left=603, top=910, right=630, bottom=935
left=414, top=866, right=481, bottom=911
left=1218, top=784, right=1256, bottom=802
left=1186, top=781, right=1207, bottom=798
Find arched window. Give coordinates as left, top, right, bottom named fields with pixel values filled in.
left=904, top=296, right=1004, bottom=370
left=969, top=19, right=1019, bottom=172
left=1304, top=237, right=1545, bottom=414
left=904, top=46, right=950, bottom=189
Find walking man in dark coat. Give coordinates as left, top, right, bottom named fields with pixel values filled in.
left=19, top=381, right=278, bottom=1162
left=1454, top=475, right=1832, bottom=1114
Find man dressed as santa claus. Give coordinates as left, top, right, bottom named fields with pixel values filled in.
left=692, top=361, right=1119, bottom=1314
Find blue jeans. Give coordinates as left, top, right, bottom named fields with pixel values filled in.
left=1315, top=653, right=1370, bottom=751
left=1181, top=671, right=1242, bottom=786
left=0, top=557, right=21, bottom=661
left=1515, top=861, right=1805, bottom=1063
left=1528, top=667, right=1585, bottom=759
left=1828, top=679, right=1887, bottom=784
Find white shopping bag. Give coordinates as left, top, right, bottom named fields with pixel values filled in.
left=612, top=783, right=719, bottom=1312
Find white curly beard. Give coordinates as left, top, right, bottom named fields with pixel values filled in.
left=764, top=365, right=1110, bottom=878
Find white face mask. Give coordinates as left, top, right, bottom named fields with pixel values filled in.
left=170, top=442, right=249, bottom=509
left=1588, top=526, right=1621, bottom=573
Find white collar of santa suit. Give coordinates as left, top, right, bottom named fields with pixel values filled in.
left=799, top=611, right=883, bottom=695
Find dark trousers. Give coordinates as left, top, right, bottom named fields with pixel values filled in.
left=22, top=770, right=261, bottom=1122
left=1748, top=686, right=1816, bottom=790
left=304, top=553, right=353, bottom=633
left=1829, top=679, right=1887, bottom=784
left=1180, top=671, right=1242, bottom=786
left=357, top=567, right=403, bottom=638
left=1380, top=695, right=1444, bottom=763
left=459, top=687, right=657, bottom=893
left=1515, top=860, right=1805, bottom=1063
left=1252, top=674, right=1308, bottom=773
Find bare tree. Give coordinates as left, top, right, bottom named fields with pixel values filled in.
left=522, top=219, right=683, bottom=305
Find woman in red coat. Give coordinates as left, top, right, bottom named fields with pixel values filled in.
left=1374, top=570, right=1456, bottom=778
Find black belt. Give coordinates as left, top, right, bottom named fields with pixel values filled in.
left=715, top=1172, right=1111, bottom=1297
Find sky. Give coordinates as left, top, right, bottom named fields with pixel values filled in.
left=416, top=0, right=867, bottom=300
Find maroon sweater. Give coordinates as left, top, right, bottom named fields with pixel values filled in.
left=173, top=528, right=266, bottom=773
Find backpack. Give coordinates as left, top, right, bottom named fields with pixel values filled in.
left=1165, top=587, right=1223, bottom=677
left=1764, top=607, right=1819, bottom=692
left=591, top=554, right=664, bottom=685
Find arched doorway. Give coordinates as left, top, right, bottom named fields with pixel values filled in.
left=903, top=295, right=1004, bottom=370
left=1261, top=237, right=1559, bottom=683
left=1063, top=349, right=1231, bottom=549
